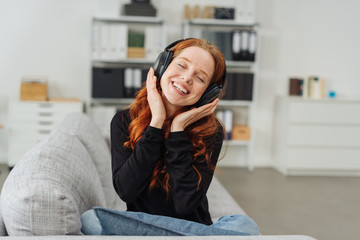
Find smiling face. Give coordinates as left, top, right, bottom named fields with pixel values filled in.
left=160, top=46, right=215, bottom=112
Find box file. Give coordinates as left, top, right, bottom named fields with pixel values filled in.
left=92, top=68, right=125, bottom=98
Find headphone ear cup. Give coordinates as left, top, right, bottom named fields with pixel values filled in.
left=193, top=84, right=222, bottom=108
left=153, top=51, right=173, bottom=81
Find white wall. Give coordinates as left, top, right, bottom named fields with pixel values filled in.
left=255, top=0, right=360, bottom=166
left=1, top=0, right=359, bottom=167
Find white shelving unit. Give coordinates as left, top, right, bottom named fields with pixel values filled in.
left=89, top=15, right=168, bottom=139
left=273, top=96, right=360, bottom=176
left=90, top=16, right=260, bottom=170
left=182, top=18, right=259, bottom=170
left=91, top=15, right=167, bottom=107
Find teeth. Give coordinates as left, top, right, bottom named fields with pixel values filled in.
left=173, top=82, right=188, bottom=94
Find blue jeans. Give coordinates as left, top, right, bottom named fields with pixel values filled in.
left=81, top=208, right=260, bottom=236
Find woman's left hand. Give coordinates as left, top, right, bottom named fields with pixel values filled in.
left=170, top=98, right=219, bottom=132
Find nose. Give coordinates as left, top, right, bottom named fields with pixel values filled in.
left=182, top=72, right=193, bottom=85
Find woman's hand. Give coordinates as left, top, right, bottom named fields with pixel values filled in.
left=170, top=98, right=219, bottom=132
left=147, top=68, right=166, bottom=129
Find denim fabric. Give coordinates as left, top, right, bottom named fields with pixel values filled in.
left=81, top=207, right=259, bottom=236
left=211, top=215, right=260, bottom=235
left=81, top=209, right=103, bottom=235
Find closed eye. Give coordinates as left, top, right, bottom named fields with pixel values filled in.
left=197, top=76, right=205, bottom=83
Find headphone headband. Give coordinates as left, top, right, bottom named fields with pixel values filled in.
left=162, top=38, right=226, bottom=88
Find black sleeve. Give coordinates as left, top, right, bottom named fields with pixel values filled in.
left=164, top=123, right=224, bottom=216
left=111, top=111, right=165, bottom=203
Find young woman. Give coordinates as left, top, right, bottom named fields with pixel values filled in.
left=81, top=38, right=259, bottom=236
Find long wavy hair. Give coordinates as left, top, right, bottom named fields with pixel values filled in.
left=124, top=38, right=226, bottom=195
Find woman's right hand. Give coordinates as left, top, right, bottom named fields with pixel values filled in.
left=147, top=68, right=166, bottom=129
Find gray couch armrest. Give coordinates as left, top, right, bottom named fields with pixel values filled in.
left=208, top=176, right=247, bottom=222
left=0, top=130, right=106, bottom=235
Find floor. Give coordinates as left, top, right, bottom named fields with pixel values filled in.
left=0, top=165, right=359, bottom=239
left=215, top=167, right=360, bottom=240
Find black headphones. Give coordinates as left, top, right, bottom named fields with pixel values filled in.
left=153, top=39, right=226, bottom=108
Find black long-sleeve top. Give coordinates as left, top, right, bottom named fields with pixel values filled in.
left=110, top=109, right=224, bottom=225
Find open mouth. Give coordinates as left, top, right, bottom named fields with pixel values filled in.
left=172, top=82, right=189, bottom=94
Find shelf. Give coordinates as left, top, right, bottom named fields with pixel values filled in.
left=92, top=59, right=155, bottom=68
left=92, top=59, right=254, bottom=70
left=93, top=15, right=163, bottom=24
left=226, top=61, right=254, bottom=68
left=285, top=96, right=360, bottom=103
left=219, top=100, right=252, bottom=107
left=185, top=19, right=258, bottom=28
left=91, top=98, right=134, bottom=106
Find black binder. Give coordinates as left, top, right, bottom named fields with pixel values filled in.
left=234, top=73, right=254, bottom=101
left=222, top=72, right=236, bottom=100
left=92, top=68, right=125, bottom=98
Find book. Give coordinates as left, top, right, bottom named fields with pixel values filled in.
left=308, top=76, right=325, bottom=99
left=289, top=78, right=302, bottom=96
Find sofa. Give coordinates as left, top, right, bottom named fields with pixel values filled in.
left=0, top=113, right=315, bottom=239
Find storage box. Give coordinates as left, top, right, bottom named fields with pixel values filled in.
left=232, top=125, right=251, bottom=140
left=20, top=77, right=48, bottom=101
left=127, top=47, right=145, bottom=58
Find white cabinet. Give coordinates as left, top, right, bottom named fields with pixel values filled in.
left=182, top=19, right=259, bottom=170
left=8, top=100, right=83, bottom=167
left=273, top=96, right=360, bottom=176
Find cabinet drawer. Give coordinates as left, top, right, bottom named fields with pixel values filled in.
left=9, top=101, right=54, bottom=114
left=289, top=101, right=360, bottom=124
left=9, top=101, right=82, bottom=124
left=287, top=148, right=360, bottom=170
left=288, top=125, right=360, bottom=147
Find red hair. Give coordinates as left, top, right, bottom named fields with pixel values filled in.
left=124, top=38, right=226, bottom=195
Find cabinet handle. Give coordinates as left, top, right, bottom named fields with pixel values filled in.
left=38, top=129, right=51, bottom=134
left=38, top=103, right=53, bottom=108
left=38, top=121, right=53, bottom=125
left=38, top=112, right=53, bottom=117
